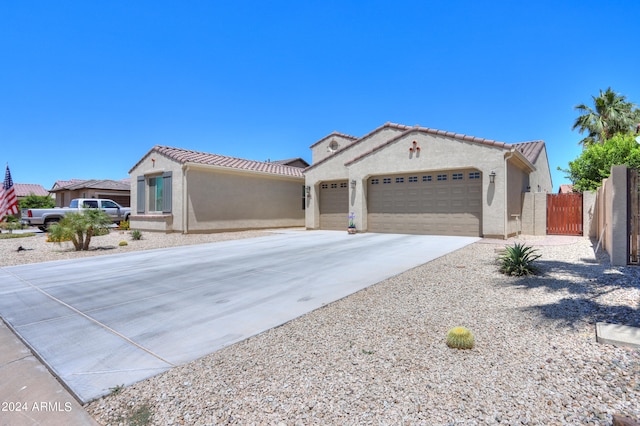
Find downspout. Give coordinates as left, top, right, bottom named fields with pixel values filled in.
left=182, top=164, right=189, bottom=234
left=504, top=151, right=515, bottom=238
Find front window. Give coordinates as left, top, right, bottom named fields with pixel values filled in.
left=149, top=176, right=164, bottom=212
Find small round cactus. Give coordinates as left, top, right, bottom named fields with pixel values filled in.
left=118, top=240, right=128, bottom=246
left=446, top=326, right=475, bottom=349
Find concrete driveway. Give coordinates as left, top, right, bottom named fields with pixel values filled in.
left=0, top=230, right=478, bottom=403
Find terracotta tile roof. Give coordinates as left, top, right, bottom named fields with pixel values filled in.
left=326, top=124, right=511, bottom=168
left=52, top=179, right=85, bottom=190
left=311, top=123, right=547, bottom=169
left=50, top=179, right=131, bottom=192
left=14, top=183, right=50, bottom=197
left=136, top=146, right=304, bottom=178
left=512, top=140, right=545, bottom=164
left=559, top=184, right=574, bottom=194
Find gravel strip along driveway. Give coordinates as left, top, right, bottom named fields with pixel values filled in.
left=2, top=231, right=639, bottom=424
left=83, top=235, right=639, bottom=425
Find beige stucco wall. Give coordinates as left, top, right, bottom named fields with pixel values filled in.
left=528, top=146, right=553, bottom=193
left=129, top=151, right=185, bottom=232
left=505, top=160, right=529, bottom=236
left=583, top=190, right=597, bottom=238
left=604, top=166, right=628, bottom=265
left=307, top=130, right=511, bottom=237
left=130, top=151, right=304, bottom=233
left=184, top=166, right=304, bottom=232
left=311, top=134, right=356, bottom=164
left=521, top=192, right=547, bottom=235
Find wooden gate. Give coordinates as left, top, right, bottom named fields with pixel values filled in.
left=547, top=193, right=583, bottom=235
left=629, top=169, right=640, bottom=264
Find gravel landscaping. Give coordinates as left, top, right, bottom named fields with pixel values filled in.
left=2, top=230, right=639, bottom=424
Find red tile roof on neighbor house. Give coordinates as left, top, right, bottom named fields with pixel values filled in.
left=559, top=184, right=574, bottom=194
left=51, top=179, right=86, bottom=190
left=50, top=179, right=130, bottom=192
left=133, top=146, right=304, bottom=178
left=14, top=183, right=50, bottom=197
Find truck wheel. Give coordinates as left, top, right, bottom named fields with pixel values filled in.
left=44, top=219, right=60, bottom=231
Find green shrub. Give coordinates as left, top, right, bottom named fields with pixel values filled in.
left=47, top=210, right=112, bottom=251
left=131, top=230, right=143, bottom=240
left=498, top=242, right=541, bottom=276
left=118, top=220, right=130, bottom=230
left=446, top=326, right=475, bottom=349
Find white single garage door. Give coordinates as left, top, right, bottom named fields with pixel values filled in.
left=319, top=181, right=349, bottom=230
left=367, top=169, right=482, bottom=236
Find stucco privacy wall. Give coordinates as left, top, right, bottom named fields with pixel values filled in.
left=130, top=151, right=184, bottom=232
left=185, top=166, right=304, bottom=232
left=595, top=165, right=628, bottom=265
left=521, top=192, right=547, bottom=235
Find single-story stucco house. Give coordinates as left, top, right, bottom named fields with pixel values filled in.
left=129, top=146, right=305, bottom=233
left=50, top=178, right=131, bottom=207
left=304, top=122, right=552, bottom=238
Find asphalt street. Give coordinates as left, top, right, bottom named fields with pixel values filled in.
left=0, top=230, right=478, bottom=403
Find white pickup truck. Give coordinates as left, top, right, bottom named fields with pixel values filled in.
left=22, top=198, right=132, bottom=231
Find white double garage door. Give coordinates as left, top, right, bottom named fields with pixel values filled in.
left=319, top=169, right=482, bottom=236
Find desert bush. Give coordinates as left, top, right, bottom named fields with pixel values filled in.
left=498, top=242, right=541, bottom=276
left=48, top=210, right=112, bottom=251
left=131, top=230, right=143, bottom=240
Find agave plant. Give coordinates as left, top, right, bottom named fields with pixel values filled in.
left=498, top=242, right=541, bottom=276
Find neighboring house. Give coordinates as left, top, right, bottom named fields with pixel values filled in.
left=304, top=122, right=553, bottom=238
left=50, top=179, right=131, bottom=207
left=558, top=184, right=574, bottom=194
left=14, top=183, right=51, bottom=201
left=129, top=146, right=305, bottom=233
left=271, top=158, right=309, bottom=168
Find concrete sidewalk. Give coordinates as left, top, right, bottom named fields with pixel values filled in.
left=0, top=320, right=98, bottom=426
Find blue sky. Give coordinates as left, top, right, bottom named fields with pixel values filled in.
left=2, top=1, right=639, bottom=191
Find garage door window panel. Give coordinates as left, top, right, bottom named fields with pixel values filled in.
left=368, top=169, right=482, bottom=236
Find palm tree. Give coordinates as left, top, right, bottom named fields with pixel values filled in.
left=48, top=209, right=112, bottom=251
left=572, top=87, right=640, bottom=146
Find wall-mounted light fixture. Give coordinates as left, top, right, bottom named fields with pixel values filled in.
left=350, top=179, right=356, bottom=188
left=305, top=185, right=311, bottom=196
left=489, top=171, right=496, bottom=184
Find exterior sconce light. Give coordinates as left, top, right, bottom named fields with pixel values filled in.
left=489, top=171, right=496, bottom=184
left=305, top=186, right=311, bottom=196
left=350, top=179, right=357, bottom=188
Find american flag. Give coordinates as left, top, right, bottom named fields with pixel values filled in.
left=0, top=164, right=19, bottom=221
